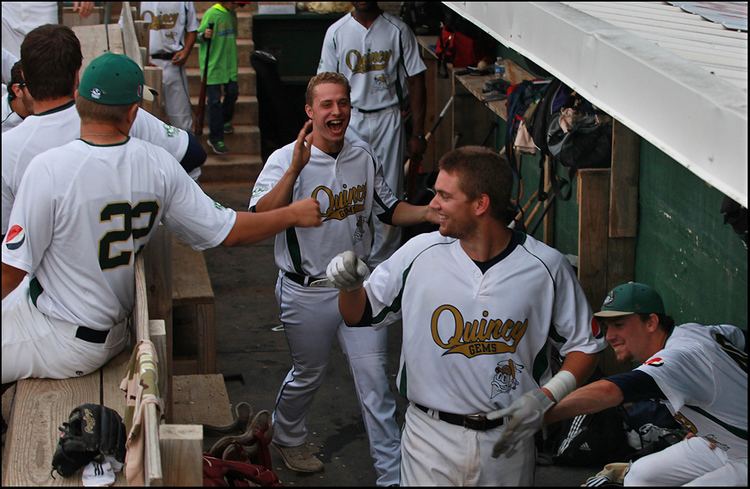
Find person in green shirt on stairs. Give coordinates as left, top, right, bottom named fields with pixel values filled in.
left=198, top=2, right=248, bottom=154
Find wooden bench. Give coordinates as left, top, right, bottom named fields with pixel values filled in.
left=171, top=237, right=217, bottom=375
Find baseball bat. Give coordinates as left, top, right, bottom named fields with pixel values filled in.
left=192, top=22, right=214, bottom=136
left=405, top=95, right=454, bottom=200
left=513, top=190, right=538, bottom=222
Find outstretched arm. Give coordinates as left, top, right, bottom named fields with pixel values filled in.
left=390, top=201, right=439, bottom=227
left=222, top=198, right=321, bottom=246
left=544, top=378, right=624, bottom=425
left=2, top=262, right=26, bottom=299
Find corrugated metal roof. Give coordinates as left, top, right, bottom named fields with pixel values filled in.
left=443, top=2, right=748, bottom=207
left=563, top=2, right=747, bottom=90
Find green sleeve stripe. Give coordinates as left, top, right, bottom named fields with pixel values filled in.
left=686, top=405, right=748, bottom=440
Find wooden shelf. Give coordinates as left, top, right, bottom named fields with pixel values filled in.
left=454, top=60, right=538, bottom=121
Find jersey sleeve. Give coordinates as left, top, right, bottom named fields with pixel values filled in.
left=185, top=2, right=199, bottom=32
left=318, top=24, right=339, bottom=73
left=158, top=150, right=236, bottom=250
left=399, top=24, right=426, bottom=77
left=1, top=157, right=54, bottom=273
left=549, top=257, right=606, bottom=356
left=248, top=148, right=290, bottom=209
left=130, top=108, right=188, bottom=162
left=635, top=346, right=714, bottom=413
left=1, top=173, right=13, bottom=236
left=372, top=157, right=399, bottom=219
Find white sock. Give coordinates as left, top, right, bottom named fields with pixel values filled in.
left=82, top=460, right=116, bottom=486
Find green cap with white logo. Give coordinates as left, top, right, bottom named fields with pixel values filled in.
left=78, top=52, right=155, bottom=105
left=594, top=282, right=665, bottom=318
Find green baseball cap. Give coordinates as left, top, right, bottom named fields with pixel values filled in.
left=594, top=281, right=665, bottom=318
left=78, top=52, right=155, bottom=105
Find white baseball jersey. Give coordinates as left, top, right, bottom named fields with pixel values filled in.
left=1, top=102, right=189, bottom=234
left=635, top=323, right=747, bottom=460
left=318, top=12, right=426, bottom=111
left=139, top=2, right=199, bottom=55
left=1, top=2, right=57, bottom=58
left=249, top=137, right=399, bottom=277
left=2, top=137, right=235, bottom=329
left=364, top=230, right=607, bottom=415
left=1, top=83, right=24, bottom=133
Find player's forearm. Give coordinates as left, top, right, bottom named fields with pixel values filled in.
left=407, top=73, right=426, bottom=136
left=223, top=205, right=301, bottom=246
left=183, top=31, right=197, bottom=53
left=544, top=379, right=624, bottom=425
left=391, top=201, right=430, bottom=227
left=1, top=262, right=26, bottom=299
left=254, top=170, right=301, bottom=212
left=556, top=351, right=599, bottom=390
left=339, top=287, right=368, bottom=326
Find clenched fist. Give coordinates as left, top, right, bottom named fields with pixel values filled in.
left=326, top=251, right=369, bottom=291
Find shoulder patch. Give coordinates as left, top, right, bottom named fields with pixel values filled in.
left=644, top=357, right=664, bottom=367
left=4, top=224, right=25, bottom=250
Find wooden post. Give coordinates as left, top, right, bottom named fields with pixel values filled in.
left=149, top=319, right=170, bottom=421
left=542, top=155, right=555, bottom=245
left=159, top=425, right=203, bottom=486
left=577, top=169, right=611, bottom=309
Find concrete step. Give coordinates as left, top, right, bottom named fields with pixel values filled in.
left=186, top=66, right=256, bottom=97
left=190, top=95, right=257, bottom=125
left=186, top=38, right=254, bottom=69
left=198, top=153, right=263, bottom=184
left=201, top=124, right=260, bottom=155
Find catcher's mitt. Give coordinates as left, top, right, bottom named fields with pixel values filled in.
left=51, top=403, right=126, bottom=478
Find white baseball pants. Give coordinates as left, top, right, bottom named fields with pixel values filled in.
left=2, top=277, right=129, bottom=384
left=150, top=58, right=193, bottom=132
left=400, top=402, right=536, bottom=486
left=348, top=105, right=405, bottom=268
left=624, top=435, right=748, bottom=486
left=271, top=272, right=401, bottom=486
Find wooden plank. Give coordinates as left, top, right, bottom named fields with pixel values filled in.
left=607, top=237, right=636, bottom=290
left=577, top=169, right=611, bottom=309
left=134, top=254, right=150, bottom=342
left=145, top=403, right=163, bottom=486
left=171, top=238, right=214, bottom=303
left=120, top=1, right=142, bottom=69
left=144, top=226, right=173, bottom=336
left=173, top=359, right=200, bottom=376
left=197, top=303, right=217, bottom=374
left=61, top=6, right=104, bottom=26
left=171, top=375, right=234, bottom=426
left=72, top=24, right=125, bottom=74
left=143, top=66, right=166, bottom=121
left=2, top=376, right=100, bottom=486
left=159, top=425, right=203, bottom=486
left=102, top=351, right=132, bottom=417
left=609, top=120, right=640, bottom=238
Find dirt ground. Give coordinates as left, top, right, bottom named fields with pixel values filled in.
left=200, top=181, right=597, bottom=486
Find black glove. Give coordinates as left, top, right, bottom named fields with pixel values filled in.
left=51, top=403, right=126, bottom=478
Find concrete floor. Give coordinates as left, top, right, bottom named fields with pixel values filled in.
left=201, top=182, right=597, bottom=487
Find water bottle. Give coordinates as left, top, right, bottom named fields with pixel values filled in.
left=494, top=57, right=505, bottom=79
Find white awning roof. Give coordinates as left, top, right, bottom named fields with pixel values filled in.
left=444, top=1, right=748, bottom=207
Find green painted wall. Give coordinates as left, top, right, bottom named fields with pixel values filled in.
left=635, top=141, right=747, bottom=329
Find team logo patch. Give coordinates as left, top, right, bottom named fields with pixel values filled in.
left=644, top=357, right=664, bottom=367
left=90, top=87, right=102, bottom=100
left=602, top=290, right=615, bottom=307
left=4, top=224, right=25, bottom=250
left=213, top=201, right=226, bottom=210
left=252, top=184, right=269, bottom=199
left=163, top=123, right=176, bottom=137
left=490, top=359, right=524, bottom=398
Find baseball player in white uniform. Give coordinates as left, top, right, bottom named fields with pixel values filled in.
left=531, top=282, right=748, bottom=486
left=249, top=72, right=435, bottom=485
left=1, top=2, right=93, bottom=58
left=125, top=2, right=198, bottom=132
left=318, top=1, right=427, bottom=267
left=327, top=145, right=605, bottom=485
left=1, top=52, right=321, bottom=384
left=1, top=24, right=206, bottom=237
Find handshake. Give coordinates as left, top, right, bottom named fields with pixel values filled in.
left=324, top=251, right=370, bottom=291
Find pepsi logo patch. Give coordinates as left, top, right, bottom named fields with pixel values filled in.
left=4, top=224, right=25, bottom=250
left=644, top=357, right=664, bottom=367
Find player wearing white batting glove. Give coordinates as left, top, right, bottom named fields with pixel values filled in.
left=326, top=251, right=370, bottom=291
left=488, top=370, right=577, bottom=458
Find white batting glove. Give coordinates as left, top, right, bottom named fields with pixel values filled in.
left=487, top=389, right=554, bottom=458
left=326, top=251, right=370, bottom=291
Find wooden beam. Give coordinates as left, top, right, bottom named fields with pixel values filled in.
left=542, top=155, right=555, bottom=245
left=609, top=120, right=640, bottom=238
left=159, top=425, right=203, bottom=486
left=577, top=169, right=611, bottom=309
left=72, top=24, right=125, bottom=73
left=149, top=319, right=169, bottom=421
left=120, top=1, right=142, bottom=69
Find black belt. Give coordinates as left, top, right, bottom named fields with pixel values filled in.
left=150, top=52, right=175, bottom=60
left=29, top=277, right=110, bottom=344
left=353, top=104, right=396, bottom=114
left=75, top=327, right=110, bottom=344
left=284, top=272, right=325, bottom=287
left=414, top=403, right=503, bottom=431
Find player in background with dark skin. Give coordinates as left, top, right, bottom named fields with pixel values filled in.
left=495, top=282, right=747, bottom=486
left=327, top=146, right=603, bottom=485
left=2, top=60, right=34, bottom=132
